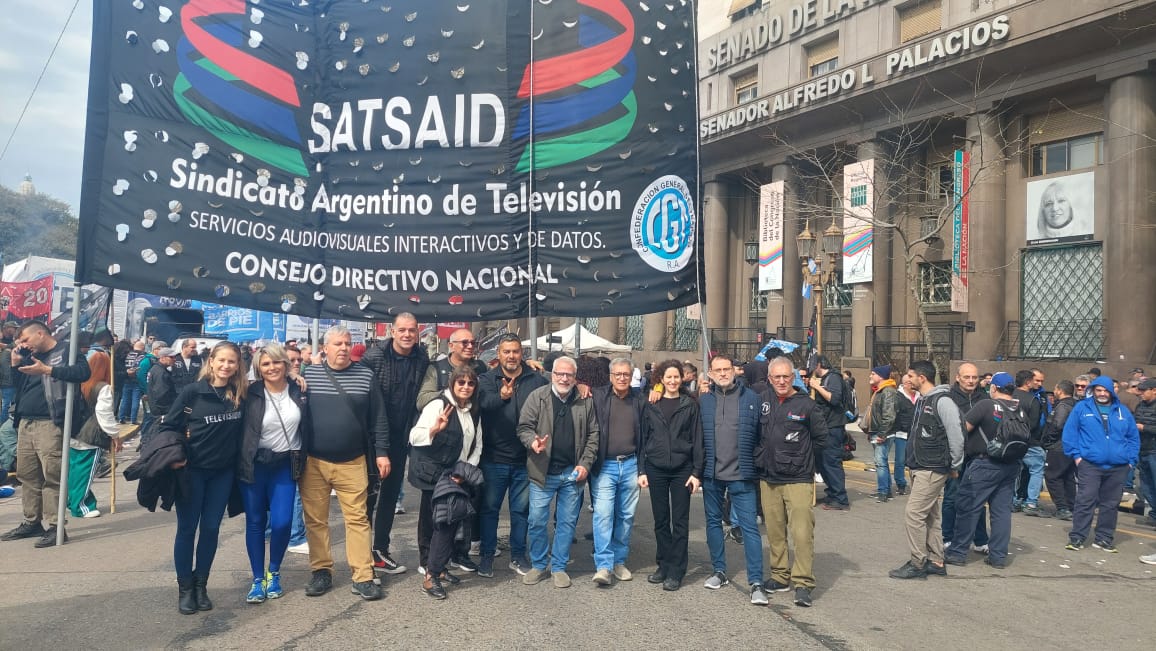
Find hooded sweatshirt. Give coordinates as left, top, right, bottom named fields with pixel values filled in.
left=1062, top=376, right=1140, bottom=468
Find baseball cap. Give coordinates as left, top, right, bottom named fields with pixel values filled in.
left=990, top=372, right=1016, bottom=392
left=1139, top=378, right=1156, bottom=391
left=155, top=347, right=177, bottom=358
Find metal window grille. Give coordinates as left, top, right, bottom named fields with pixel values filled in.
left=918, top=262, right=952, bottom=305
left=749, top=278, right=768, bottom=315
left=581, top=317, right=599, bottom=336
left=674, top=306, right=700, bottom=351
left=824, top=281, right=853, bottom=310
left=1021, top=244, right=1104, bottom=358
left=625, top=315, right=644, bottom=350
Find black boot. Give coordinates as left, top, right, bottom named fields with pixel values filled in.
left=178, top=578, right=197, bottom=615
left=193, top=575, right=213, bottom=611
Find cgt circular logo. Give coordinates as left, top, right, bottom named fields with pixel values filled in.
left=630, top=175, right=696, bottom=272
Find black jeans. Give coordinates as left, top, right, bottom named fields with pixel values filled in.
left=646, top=463, right=692, bottom=581
left=371, top=444, right=408, bottom=554
left=1070, top=462, right=1129, bottom=545
left=427, top=521, right=457, bottom=576
left=818, top=428, right=849, bottom=506
left=1044, top=448, right=1077, bottom=511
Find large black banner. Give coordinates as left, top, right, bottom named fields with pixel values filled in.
left=78, top=0, right=701, bottom=321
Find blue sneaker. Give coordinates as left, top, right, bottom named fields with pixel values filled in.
left=0, top=486, right=14, bottom=498
left=477, top=556, right=494, bottom=578
left=246, top=578, right=267, bottom=604
left=265, top=571, right=283, bottom=599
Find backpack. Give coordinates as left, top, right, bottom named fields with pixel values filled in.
left=980, top=399, right=1031, bottom=462
left=838, top=373, right=859, bottom=424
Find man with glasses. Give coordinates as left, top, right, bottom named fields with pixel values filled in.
left=475, top=334, right=548, bottom=577
left=418, top=329, right=488, bottom=409
left=699, top=354, right=768, bottom=604
left=588, top=358, right=646, bottom=586
left=361, top=313, right=431, bottom=576
left=518, top=356, right=600, bottom=588
left=1073, top=375, right=1091, bottom=400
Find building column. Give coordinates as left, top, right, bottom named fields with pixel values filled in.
left=703, top=179, right=732, bottom=335
left=1106, top=74, right=1156, bottom=363
left=642, top=312, right=668, bottom=351
left=964, top=111, right=1008, bottom=360
left=848, top=140, right=891, bottom=358
left=765, top=164, right=803, bottom=336
left=598, top=316, right=621, bottom=343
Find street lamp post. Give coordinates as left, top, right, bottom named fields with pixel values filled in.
left=796, top=218, right=843, bottom=356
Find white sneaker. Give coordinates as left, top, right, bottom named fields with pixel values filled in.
left=469, top=541, right=481, bottom=556
left=82, top=510, right=102, bottom=519
left=944, top=541, right=952, bottom=550
left=287, top=542, right=310, bottom=554
left=814, top=473, right=825, bottom=484
left=1139, top=553, right=1156, bottom=565
left=971, top=543, right=989, bottom=554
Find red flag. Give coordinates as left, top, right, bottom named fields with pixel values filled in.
left=0, top=277, right=54, bottom=320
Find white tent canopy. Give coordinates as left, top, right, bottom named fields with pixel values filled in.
left=523, top=323, right=632, bottom=354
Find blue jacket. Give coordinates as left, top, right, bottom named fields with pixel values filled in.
left=699, top=383, right=761, bottom=481
left=1062, top=376, right=1140, bottom=468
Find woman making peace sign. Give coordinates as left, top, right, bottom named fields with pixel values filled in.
left=409, top=366, right=483, bottom=599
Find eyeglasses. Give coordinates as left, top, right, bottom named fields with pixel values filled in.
left=452, top=339, right=477, bottom=347
left=1075, top=384, right=1087, bottom=389
left=711, top=367, right=734, bottom=373
left=610, top=372, right=632, bottom=378
left=454, top=380, right=477, bottom=387
left=553, top=371, right=575, bottom=379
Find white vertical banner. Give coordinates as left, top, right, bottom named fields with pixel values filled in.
left=842, top=159, right=875, bottom=284
left=758, top=181, right=784, bottom=291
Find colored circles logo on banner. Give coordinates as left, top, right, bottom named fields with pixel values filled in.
left=631, top=175, right=695, bottom=272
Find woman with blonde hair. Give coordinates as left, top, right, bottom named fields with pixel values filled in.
left=161, top=341, right=247, bottom=615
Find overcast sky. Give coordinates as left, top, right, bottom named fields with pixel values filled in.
left=0, top=0, right=93, bottom=213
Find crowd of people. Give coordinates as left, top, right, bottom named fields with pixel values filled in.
left=2, top=314, right=1153, bottom=615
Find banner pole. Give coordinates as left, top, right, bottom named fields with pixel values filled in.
left=108, top=291, right=117, bottom=514
left=56, top=281, right=85, bottom=544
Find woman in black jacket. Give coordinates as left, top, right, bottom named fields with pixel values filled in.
left=239, top=343, right=308, bottom=605
left=409, top=366, right=483, bottom=600
left=639, top=359, right=704, bottom=592
left=161, top=341, right=247, bottom=615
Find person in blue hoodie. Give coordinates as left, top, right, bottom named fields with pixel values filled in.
left=1062, top=376, right=1140, bottom=553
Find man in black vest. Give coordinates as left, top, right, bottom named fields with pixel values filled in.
left=1, top=321, right=91, bottom=548
left=889, top=361, right=964, bottom=579
left=169, top=338, right=203, bottom=391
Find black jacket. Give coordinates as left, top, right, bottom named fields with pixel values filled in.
left=361, top=337, right=430, bottom=443
left=170, top=355, right=203, bottom=391
left=477, top=363, right=549, bottom=465
left=11, top=339, right=91, bottom=435
left=1135, top=399, right=1156, bottom=455
left=640, top=395, right=704, bottom=477
left=1013, top=388, right=1044, bottom=445
left=238, top=382, right=310, bottom=484
left=431, top=461, right=484, bottom=527
left=124, top=429, right=187, bottom=512
left=1041, top=396, right=1076, bottom=451
left=590, top=385, right=646, bottom=475
left=147, top=364, right=177, bottom=418
left=948, top=383, right=984, bottom=413
left=756, top=389, right=828, bottom=484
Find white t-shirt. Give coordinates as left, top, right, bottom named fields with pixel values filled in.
left=260, top=387, right=302, bottom=452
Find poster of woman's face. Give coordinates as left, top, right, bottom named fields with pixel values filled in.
left=1025, top=171, right=1095, bottom=245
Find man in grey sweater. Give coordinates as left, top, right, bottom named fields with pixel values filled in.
left=889, top=360, right=965, bottom=580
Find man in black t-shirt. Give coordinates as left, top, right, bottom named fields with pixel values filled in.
left=808, top=356, right=849, bottom=510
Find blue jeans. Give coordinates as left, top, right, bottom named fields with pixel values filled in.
left=1, top=386, right=14, bottom=424
left=946, top=458, right=1019, bottom=563
left=819, top=428, right=849, bottom=505
left=527, top=472, right=583, bottom=572
left=591, top=455, right=640, bottom=571
left=891, top=438, right=907, bottom=489
left=873, top=439, right=892, bottom=495
left=118, top=385, right=141, bottom=422
left=289, top=486, right=307, bottom=546
left=1021, top=447, right=1046, bottom=507
left=174, top=466, right=235, bottom=580
left=480, top=461, right=529, bottom=559
left=1139, top=452, right=1156, bottom=523
left=703, top=478, right=763, bottom=585
left=241, top=457, right=296, bottom=579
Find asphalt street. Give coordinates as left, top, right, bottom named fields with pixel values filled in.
left=1, top=448, right=1153, bottom=650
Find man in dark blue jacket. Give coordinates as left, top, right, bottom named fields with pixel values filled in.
left=475, top=333, right=548, bottom=577
left=699, top=353, right=767, bottom=605
left=759, top=357, right=827, bottom=608
left=587, top=357, right=646, bottom=586
left=1063, top=376, right=1140, bottom=553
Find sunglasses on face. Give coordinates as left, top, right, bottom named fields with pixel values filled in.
left=455, top=380, right=477, bottom=387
